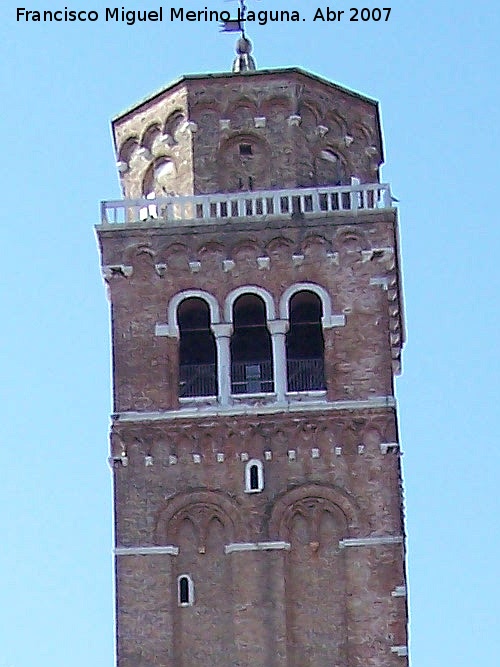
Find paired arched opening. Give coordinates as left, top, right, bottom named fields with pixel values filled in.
left=230, top=294, right=274, bottom=394
left=286, top=291, right=325, bottom=391
left=178, top=297, right=217, bottom=397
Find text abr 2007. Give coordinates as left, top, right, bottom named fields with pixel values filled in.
left=314, top=8, right=392, bottom=22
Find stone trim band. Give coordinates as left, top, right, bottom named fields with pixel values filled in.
left=224, top=541, right=291, bottom=554
left=115, top=537, right=403, bottom=556
left=339, top=536, right=403, bottom=548
left=114, top=545, right=179, bottom=556
left=115, top=542, right=292, bottom=556
left=113, top=396, right=396, bottom=423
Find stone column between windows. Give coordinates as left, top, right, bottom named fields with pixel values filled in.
left=268, top=319, right=289, bottom=403
left=211, top=323, right=233, bottom=406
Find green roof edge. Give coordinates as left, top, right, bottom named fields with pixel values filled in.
left=111, top=67, right=379, bottom=124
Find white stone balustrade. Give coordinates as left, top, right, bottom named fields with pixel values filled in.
left=100, top=182, right=393, bottom=226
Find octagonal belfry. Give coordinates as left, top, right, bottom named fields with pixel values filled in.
left=97, top=63, right=409, bottom=667
left=112, top=68, right=384, bottom=199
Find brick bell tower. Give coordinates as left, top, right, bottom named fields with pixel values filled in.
left=97, top=41, right=408, bottom=667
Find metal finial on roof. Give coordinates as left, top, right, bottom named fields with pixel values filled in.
left=220, top=0, right=257, bottom=71
left=233, top=35, right=256, bottom=72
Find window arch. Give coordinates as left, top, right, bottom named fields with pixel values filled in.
left=286, top=291, right=326, bottom=392
left=245, top=459, right=264, bottom=493
left=177, top=574, right=194, bottom=606
left=230, top=294, right=274, bottom=395
left=178, top=298, right=217, bottom=397
left=279, top=283, right=333, bottom=326
left=167, top=290, right=220, bottom=338
left=224, top=286, right=275, bottom=324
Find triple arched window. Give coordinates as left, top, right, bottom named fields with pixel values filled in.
left=171, top=284, right=337, bottom=401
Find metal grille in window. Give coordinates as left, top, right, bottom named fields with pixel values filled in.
left=287, top=358, right=325, bottom=392
left=179, top=363, right=217, bottom=397
left=231, top=361, right=274, bottom=394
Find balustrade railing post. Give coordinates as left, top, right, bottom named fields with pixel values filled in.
left=312, top=191, right=321, bottom=213
left=384, top=185, right=392, bottom=208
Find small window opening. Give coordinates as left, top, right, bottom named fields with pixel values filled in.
left=286, top=291, right=326, bottom=392
left=245, top=459, right=264, bottom=493
left=230, top=295, right=274, bottom=394
left=178, top=575, right=193, bottom=606
left=250, top=464, right=259, bottom=489
left=239, top=143, right=253, bottom=156
left=248, top=176, right=254, bottom=191
left=178, top=298, right=217, bottom=398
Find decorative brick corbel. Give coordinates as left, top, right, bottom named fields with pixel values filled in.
left=102, top=264, right=133, bottom=280
left=155, top=263, right=167, bottom=277
left=257, top=256, right=270, bottom=270
left=326, top=251, right=340, bottom=265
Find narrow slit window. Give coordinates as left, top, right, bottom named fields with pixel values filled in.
left=245, top=459, right=264, bottom=493
left=178, top=575, right=193, bottom=606
left=250, top=464, right=259, bottom=489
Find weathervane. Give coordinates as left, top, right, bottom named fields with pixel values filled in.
left=220, top=0, right=257, bottom=72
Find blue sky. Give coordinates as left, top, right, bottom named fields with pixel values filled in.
left=1, top=0, right=499, bottom=665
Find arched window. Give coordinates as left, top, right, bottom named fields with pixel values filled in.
left=178, top=298, right=217, bottom=397
left=230, top=294, right=274, bottom=394
left=286, top=291, right=326, bottom=392
left=178, top=574, right=194, bottom=606
left=245, top=459, right=264, bottom=493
